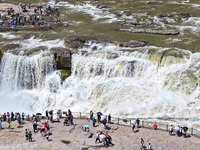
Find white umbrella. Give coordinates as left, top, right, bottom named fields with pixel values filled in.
left=100, top=134, right=106, bottom=140
left=175, top=125, right=180, bottom=131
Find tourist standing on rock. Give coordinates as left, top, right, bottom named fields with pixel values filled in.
left=28, top=131, right=32, bottom=142
left=97, top=114, right=101, bottom=123
left=169, top=125, right=173, bottom=135
left=90, top=111, right=93, bottom=120
left=70, top=114, right=73, bottom=125
left=11, top=112, right=14, bottom=121
left=148, top=143, right=153, bottom=150
left=136, top=118, right=140, bottom=128
left=17, top=113, right=21, bottom=125
left=57, top=111, right=60, bottom=122
left=8, top=121, right=11, bottom=129
left=46, top=131, right=49, bottom=141
left=68, top=109, right=71, bottom=117
left=93, top=117, right=96, bottom=127
left=108, top=114, right=111, bottom=124
left=141, top=138, right=146, bottom=150
left=25, top=129, right=28, bottom=140
left=22, top=113, right=24, bottom=121
left=6, top=112, right=10, bottom=122
left=3, top=113, right=6, bottom=121
left=95, top=131, right=101, bottom=143
left=153, top=122, right=158, bottom=130
left=49, top=110, right=53, bottom=122
left=106, top=133, right=113, bottom=146
left=0, top=120, right=2, bottom=129
left=131, top=120, right=136, bottom=133
left=33, top=121, right=37, bottom=133
left=46, top=110, right=48, bottom=118
left=175, top=125, right=180, bottom=136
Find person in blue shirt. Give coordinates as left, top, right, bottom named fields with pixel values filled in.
left=25, top=129, right=28, bottom=140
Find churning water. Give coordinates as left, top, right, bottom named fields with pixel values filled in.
left=0, top=37, right=199, bottom=128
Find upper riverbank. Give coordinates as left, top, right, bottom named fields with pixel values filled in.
left=1, top=0, right=200, bottom=52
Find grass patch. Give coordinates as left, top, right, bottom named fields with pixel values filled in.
left=61, top=140, right=71, bottom=145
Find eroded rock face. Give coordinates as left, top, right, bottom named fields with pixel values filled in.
left=50, top=48, right=71, bottom=69
left=0, top=44, right=21, bottom=60
left=64, top=36, right=89, bottom=49
left=119, top=40, right=148, bottom=48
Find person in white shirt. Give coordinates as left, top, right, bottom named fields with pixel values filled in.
left=95, top=131, right=101, bottom=143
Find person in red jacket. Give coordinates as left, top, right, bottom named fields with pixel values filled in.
left=153, top=122, right=158, bottom=130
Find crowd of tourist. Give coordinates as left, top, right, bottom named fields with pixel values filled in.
left=0, top=2, right=60, bottom=30
left=0, top=110, right=191, bottom=149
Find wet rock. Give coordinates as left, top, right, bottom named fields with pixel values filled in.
left=119, top=40, right=148, bottom=48
left=0, top=44, right=20, bottom=61
left=97, top=5, right=108, bottom=9
left=180, top=13, right=191, bottom=18
left=64, top=36, right=89, bottom=49
left=159, top=14, right=175, bottom=18
left=64, top=36, right=100, bottom=49
left=123, top=18, right=153, bottom=26
left=21, top=33, right=37, bottom=39
left=119, top=28, right=179, bottom=35
left=125, top=13, right=132, bottom=16
left=1, top=44, right=20, bottom=53
left=146, top=2, right=163, bottom=5
left=50, top=47, right=71, bottom=69
left=115, top=13, right=123, bottom=17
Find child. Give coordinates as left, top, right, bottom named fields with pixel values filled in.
left=28, top=131, right=32, bottom=142
left=25, top=129, right=28, bottom=140
left=46, top=131, right=49, bottom=141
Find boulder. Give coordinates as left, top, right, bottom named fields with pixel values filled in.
left=146, top=2, right=163, bottom=5
left=50, top=47, right=71, bottom=69
left=119, top=40, right=148, bottom=48
left=0, top=43, right=20, bottom=62
left=64, top=36, right=89, bottom=49
left=1, top=44, right=20, bottom=53
left=64, top=36, right=99, bottom=49
left=119, top=28, right=179, bottom=35
left=124, top=18, right=153, bottom=26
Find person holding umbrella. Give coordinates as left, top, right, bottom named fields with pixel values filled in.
left=175, top=125, right=180, bottom=136
left=102, top=118, right=107, bottom=129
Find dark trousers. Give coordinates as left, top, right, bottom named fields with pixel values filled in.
left=95, top=138, right=100, bottom=143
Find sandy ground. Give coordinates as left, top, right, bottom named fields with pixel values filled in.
left=0, top=118, right=199, bottom=150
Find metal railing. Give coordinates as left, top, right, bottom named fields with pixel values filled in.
left=1, top=111, right=199, bottom=138
left=65, top=112, right=200, bottom=138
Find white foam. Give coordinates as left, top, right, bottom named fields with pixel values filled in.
left=0, top=33, right=20, bottom=39
left=49, top=1, right=118, bottom=23
left=13, top=36, right=65, bottom=51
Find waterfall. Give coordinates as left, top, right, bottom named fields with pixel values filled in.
left=0, top=41, right=199, bottom=128
left=0, top=52, right=55, bottom=91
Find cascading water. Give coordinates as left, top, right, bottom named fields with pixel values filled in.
left=0, top=40, right=199, bottom=128
left=0, top=50, right=56, bottom=113
left=0, top=52, right=55, bottom=91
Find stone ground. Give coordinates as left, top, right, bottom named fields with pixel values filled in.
left=0, top=118, right=199, bottom=150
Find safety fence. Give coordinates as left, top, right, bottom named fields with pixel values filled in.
left=1, top=111, right=199, bottom=138
left=63, top=111, right=200, bottom=138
